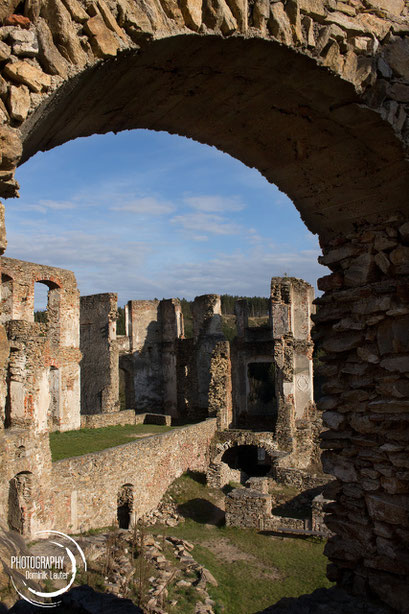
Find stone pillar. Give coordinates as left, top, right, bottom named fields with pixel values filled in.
left=315, top=217, right=409, bottom=612
left=191, top=295, right=225, bottom=416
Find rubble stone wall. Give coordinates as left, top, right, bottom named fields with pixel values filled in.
left=0, top=256, right=81, bottom=432
left=51, top=418, right=217, bottom=532
left=315, top=216, right=409, bottom=612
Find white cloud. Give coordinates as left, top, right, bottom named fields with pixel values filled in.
left=184, top=195, right=244, bottom=213
left=171, top=212, right=241, bottom=235
left=110, top=197, right=175, bottom=216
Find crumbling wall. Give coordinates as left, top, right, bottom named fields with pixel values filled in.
left=51, top=419, right=217, bottom=532
left=0, top=257, right=81, bottom=432
left=80, top=293, right=119, bottom=414
left=119, top=299, right=183, bottom=415
left=0, top=429, right=52, bottom=537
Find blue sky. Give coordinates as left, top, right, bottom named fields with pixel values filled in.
left=5, top=129, right=328, bottom=308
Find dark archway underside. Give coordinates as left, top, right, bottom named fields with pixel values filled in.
left=20, top=34, right=409, bottom=239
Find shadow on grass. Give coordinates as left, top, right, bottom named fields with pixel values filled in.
left=177, top=498, right=225, bottom=526
left=185, top=470, right=207, bottom=485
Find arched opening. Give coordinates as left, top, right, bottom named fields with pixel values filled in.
left=8, top=471, right=33, bottom=535
left=117, top=483, right=134, bottom=529
left=221, top=445, right=272, bottom=478
left=34, top=280, right=60, bottom=327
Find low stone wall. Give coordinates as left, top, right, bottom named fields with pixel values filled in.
left=226, top=486, right=332, bottom=536
left=51, top=418, right=217, bottom=533
left=80, top=409, right=138, bottom=428
left=80, top=411, right=172, bottom=429
left=271, top=466, right=329, bottom=490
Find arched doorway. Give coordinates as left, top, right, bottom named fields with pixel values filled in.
left=221, top=444, right=272, bottom=478
left=117, top=484, right=134, bottom=529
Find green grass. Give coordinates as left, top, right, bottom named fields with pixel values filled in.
left=150, top=472, right=333, bottom=614
left=50, top=423, right=173, bottom=461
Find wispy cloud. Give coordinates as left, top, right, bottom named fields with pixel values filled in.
left=171, top=212, right=241, bottom=235
left=184, top=195, right=244, bottom=213
left=110, top=197, right=175, bottom=216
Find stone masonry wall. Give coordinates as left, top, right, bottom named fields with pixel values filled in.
left=0, top=256, right=81, bottom=432
left=80, top=293, right=119, bottom=414
left=51, top=418, right=217, bottom=532
left=315, top=215, right=409, bottom=612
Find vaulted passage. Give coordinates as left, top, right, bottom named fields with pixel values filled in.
left=20, top=35, right=409, bottom=239
left=222, top=445, right=272, bottom=478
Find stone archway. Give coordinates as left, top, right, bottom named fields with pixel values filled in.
left=0, top=0, right=408, bottom=610
left=117, top=483, right=134, bottom=529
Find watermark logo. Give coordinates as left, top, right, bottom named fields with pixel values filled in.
left=7, top=530, right=87, bottom=609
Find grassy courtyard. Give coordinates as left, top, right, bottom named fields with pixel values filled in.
left=49, top=423, right=173, bottom=461
left=149, top=472, right=333, bottom=614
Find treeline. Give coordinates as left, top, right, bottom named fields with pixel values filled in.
left=116, top=295, right=269, bottom=339
left=220, top=295, right=269, bottom=316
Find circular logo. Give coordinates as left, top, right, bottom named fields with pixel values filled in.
left=6, top=530, right=87, bottom=608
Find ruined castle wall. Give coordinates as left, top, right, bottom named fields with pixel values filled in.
left=80, top=293, right=119, bottom=414
left=51, top=418, right=217, bottom=533
left=316, top=217, right=409, bottom=612
left=122, top=300, right=163, bottom=411
left=0, top=257, right=81, bottom=432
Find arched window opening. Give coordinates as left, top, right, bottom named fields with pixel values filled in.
left=221, top=445, right=272, bottom=478
left=8, top=471, right=33, bottom=535
left=117, top=484, right=134, bottom=529
left=34, top=280, right=61, bottom=335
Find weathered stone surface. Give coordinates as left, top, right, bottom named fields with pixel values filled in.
left=97, top=0, right=127, bottom=38
left=384, top=37, right=409, bottom=80
left=36, top=17, right=68, bottom=77
left=299, top=0, right=326, bottom=20
left=12, top=29, right=39, bottom=57
left=4, top=59, right=51, bottom=92
left=344, top=253, right=374, bottom=287
left=7, top=84, right=30, bottom=121
left=366, top=493, right=409, bottom=526
left=0, top=125, right=21, bottom=168
left=41, top=0, right=88, bottom=66
left=366, top=0, right=404, bottom=16
left=61, top=0, right=89, bottom=22
left=180, top=0, right=202, bottom=30
left=203, top=0, right=237, bottom=35
left=377, top=316, right=409, bottom=355
left=84, top=15, right=119, bottom=58
left=380, top=355, right=409, bottom=373
left=268, top=2, right=293, bottom=45
left=0, top=39, right=10, bottom=60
